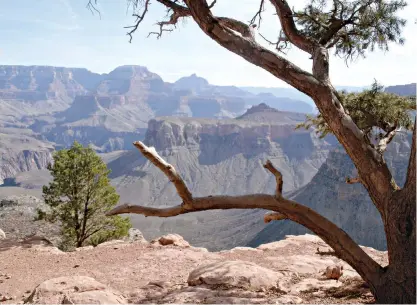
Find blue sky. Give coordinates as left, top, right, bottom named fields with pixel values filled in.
left=0, top=0, right=416, bottom=87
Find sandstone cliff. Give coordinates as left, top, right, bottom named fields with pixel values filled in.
left=106, top=105, right=336, bottom=250
left=0, top=128, right=54, bottom=185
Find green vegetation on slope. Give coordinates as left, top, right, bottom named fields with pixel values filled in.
left=37, top=141, right=131, bottom=251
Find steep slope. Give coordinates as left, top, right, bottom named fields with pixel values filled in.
left=29, top=66, right=161, bottom=151
left=247, top=131, right=412, bottom=250
left=0, top=65, right=87, bottom=123
left=106, top=105, right=336, bottom=250
left=0, top=128, right=54, bottom=185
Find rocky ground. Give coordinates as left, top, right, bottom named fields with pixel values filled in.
left=0, top=195, right=61, bottom=244
left=0, top=232, right=387, bottom=304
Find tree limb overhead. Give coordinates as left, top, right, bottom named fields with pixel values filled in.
left=132, top=141, right=193, bottom=209
left=107, top=139, right=383, bottom=285
left=263, top=160, right=283, bottom=197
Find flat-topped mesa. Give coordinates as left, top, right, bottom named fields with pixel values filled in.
left=241, top=103, right=279, bottom=115
left=143, top=106, right=328, bottom=156
left=237, top=103, right=307, bottom=123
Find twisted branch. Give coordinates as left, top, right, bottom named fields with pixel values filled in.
left=132, top=141, right=193, bottom=209
left=106, top=140, right=383, bottom=289
left=263, top=160, right=283, bottom=197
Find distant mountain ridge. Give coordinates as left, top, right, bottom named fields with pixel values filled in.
left=101, top=104, right=337, bottom=250
left=385, top=83, right=416, bottom=96
left=0, top=65, right=315, bottom=152
left=0, top=64, right=414, bottom=251
left=0, top=103, right=336, bottom=250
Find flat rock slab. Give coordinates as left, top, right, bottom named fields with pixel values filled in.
left=152, top=233, right=191, bottom=247
left=24, top=276, right=127, bottom=304
left=188, top=260, right=283, bottom=290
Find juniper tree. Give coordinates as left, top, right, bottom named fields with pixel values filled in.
left=88, top=0, right=415, bottom=302
left=296, top=80, right=415, bottom=153
left=38, top=141, right=131, bottom=250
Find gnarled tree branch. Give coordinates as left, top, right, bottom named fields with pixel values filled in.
left=249, top=0, right=266, bottom=28
left=269, top=0, right=317, bottom=54
left=176, top=0, right=397, bottom=213
left=107, top=140, right=383, bottom=290
left=182, top=0, right=321, bottom=97
left=133, top=141, right=193, bottom=209
left=263, top=160, right=283, bottom=197
left=125, top=0, right=151, bottom=42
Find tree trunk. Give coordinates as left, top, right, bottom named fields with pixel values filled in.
left=372, top=188, right=416, bottom=304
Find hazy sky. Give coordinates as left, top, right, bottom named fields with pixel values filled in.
left=1, top=0, right=416, bottom=87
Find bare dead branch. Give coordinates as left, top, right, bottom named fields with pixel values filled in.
left=346, top=176, right=361, bottom=184
left=208, top=0, right=217, bottom=9
left=132, top=141, right=193, bottom=209
left=86, top=0, right=101, bottom=18
left=264, top=212, right=287, bottom=223
left=123, top=0, right=190, bottom=41
left=106, top=139, right=383, bottom=286
left=249, top=0, right=265, bottom=29
left=182, top=0, right=321, bottom=97
left=263, top=160, right=283, bottom=197
left=126, top=0, right=253, bottom=42
left=119, top=0, right=320, bottom=97
left=147, top=28, right=174, bottom=39
left=125, top=0, right=151, bottom=42
left=258, top=29, right=291, bottom=53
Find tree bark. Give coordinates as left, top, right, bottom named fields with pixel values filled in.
left=311, top=87, right=398, bottom=216
left=107, top=141, right=385, bottom=294
left=373, top=188, right=416, bottom=304
left=181, top=0, right=397, bottom=216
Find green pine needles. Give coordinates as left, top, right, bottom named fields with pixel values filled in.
left=293, top=0, right=407, bottom=61
left=296, top=81, right=415, bottom=144
left=37, top=141, right=131, bottom=250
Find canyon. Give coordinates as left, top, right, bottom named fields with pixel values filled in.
left=0, top=64, right=415, bottom=251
